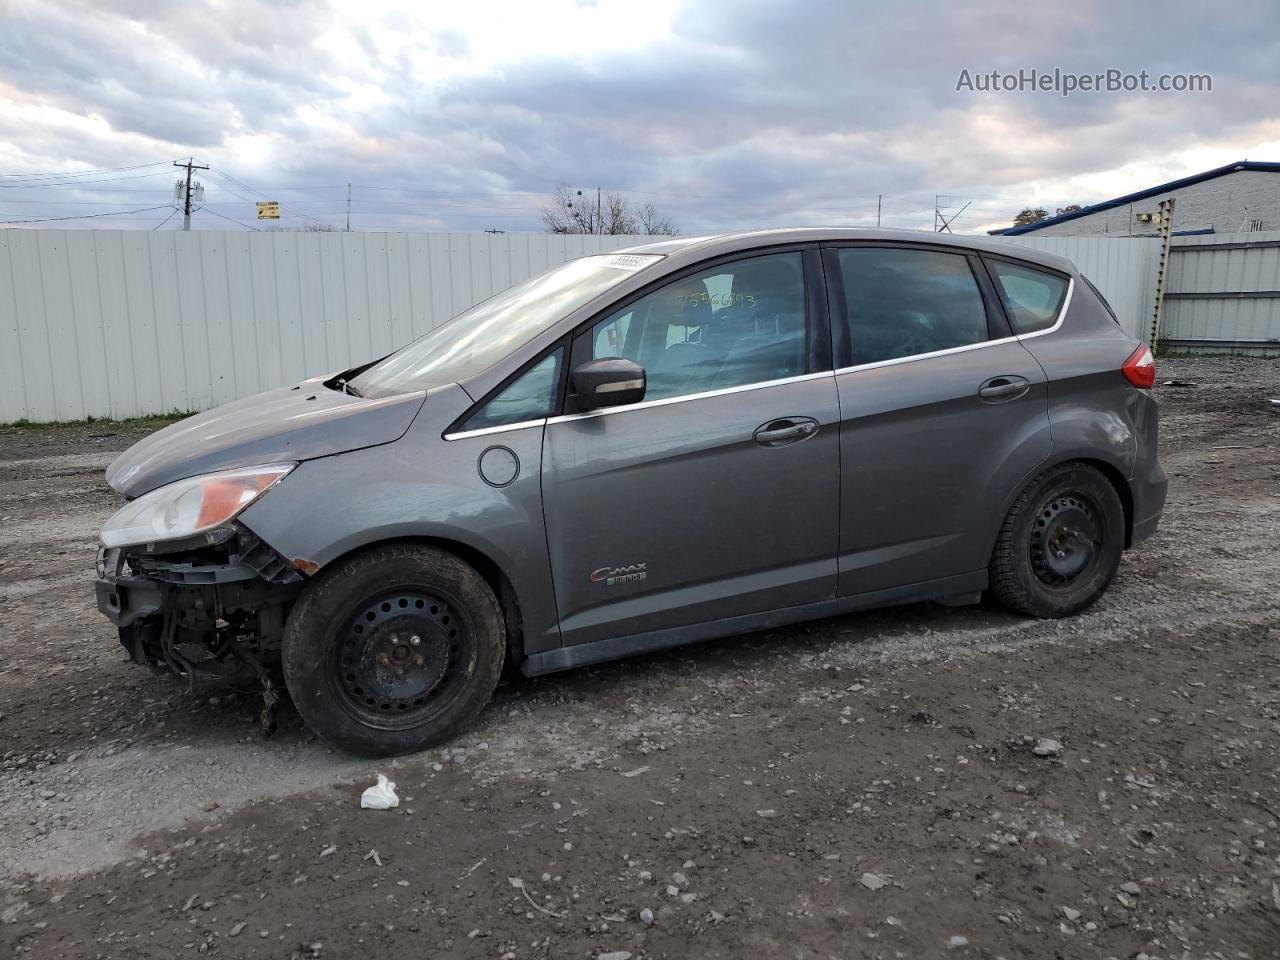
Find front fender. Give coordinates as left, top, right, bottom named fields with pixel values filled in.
left=238, top=388, right=562, bottom=655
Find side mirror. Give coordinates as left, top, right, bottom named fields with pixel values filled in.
left=572, top=358, right=647, bottom=409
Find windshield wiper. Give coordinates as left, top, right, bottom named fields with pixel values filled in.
left=334, top=377, right=363, bottom=398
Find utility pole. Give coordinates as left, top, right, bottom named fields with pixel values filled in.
left=346, top=183, right=352, bottom=232
left=173, top=158, right=208, bottom=231
left=876, top=194, right=881, bottom=227
left=596, top=187, right=602, bottom=235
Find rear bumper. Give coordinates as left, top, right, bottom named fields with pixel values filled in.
left=1127, top=391, right=1167, bottom=548
left=1131, top=505, right=1164, bottom=546
left=1129, top=459, right=1167, bottom=549
left=1129, top=458, right=1167, bottom=546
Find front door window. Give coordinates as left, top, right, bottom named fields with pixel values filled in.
left=587, top=252, right=808, bottom=400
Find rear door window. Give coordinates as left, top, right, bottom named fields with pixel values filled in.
left=833, top=247, right=992, bottom=366
left=987, top=259, right=1069, bottom=334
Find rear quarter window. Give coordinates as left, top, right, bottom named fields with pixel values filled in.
left=987, top=259, right=1069, bottom=334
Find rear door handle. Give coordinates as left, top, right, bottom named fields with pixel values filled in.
left=978, top=376, right=1031, bottom=402
left=753, top=417, right=819, bottom=446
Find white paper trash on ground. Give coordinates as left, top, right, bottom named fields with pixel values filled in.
left=360, top=773, right=399, bottom=810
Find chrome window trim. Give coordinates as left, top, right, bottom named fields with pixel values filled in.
left=443, top=417, right=548, bottom=441
left=833, top=335, right=1019, bottom=375
left=1012, top=276, right=1073, bottom=340
left=830, top=277, right=1074, bottom=375
left=445, top=278, right=1075, bottom=439
left=546, top=370, right=835, bottom=424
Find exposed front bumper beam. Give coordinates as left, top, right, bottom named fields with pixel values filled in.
left=95, top=573, right=165, bottom=627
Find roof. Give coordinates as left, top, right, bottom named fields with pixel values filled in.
left=989, top=160, right=1280, bottom=236
left=619, top=226, right=1077, bottom=273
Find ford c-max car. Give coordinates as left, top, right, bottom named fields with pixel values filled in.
left=95, top=228, right=1167, bottom=756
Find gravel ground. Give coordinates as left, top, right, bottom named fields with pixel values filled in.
left=1, top=356, right=1278, bottom=959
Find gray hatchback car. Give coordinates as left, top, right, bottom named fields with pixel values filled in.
left=96, top=228, right=1166, bottom=755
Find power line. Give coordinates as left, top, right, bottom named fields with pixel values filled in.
left=199, top=207, right=261, bottom=231
left=151, top=208, right=180, bottom=231
left=206, top=166, right=332, bottom=230
left=0, top=204, right=173, bottom=225
left=0, top=170, right=177, bottom=189
left=202, top=168, right=301, bottom=228
left=0, top=160, right=173, bottom=180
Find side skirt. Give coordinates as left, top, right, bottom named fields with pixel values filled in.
left=520, top=569, right=988, bottom=677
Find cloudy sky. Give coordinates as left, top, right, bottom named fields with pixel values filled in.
left=0, top=0, right=1276, bottom=235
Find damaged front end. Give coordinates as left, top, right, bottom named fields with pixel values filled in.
left=95, top=458, right=309, bottom=734
left=96, top=525, right=305, bottom=734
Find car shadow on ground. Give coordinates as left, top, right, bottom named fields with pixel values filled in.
left=131, top=596, right=1028, bottom=756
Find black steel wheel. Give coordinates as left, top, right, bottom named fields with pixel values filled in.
left=333, top=590, right=469, bottom=728
left=282, top=544, right=505, bottom=756
left=1028, top=492, right=1102, bottom=589
left=989, top=463, right=1125, bottom=618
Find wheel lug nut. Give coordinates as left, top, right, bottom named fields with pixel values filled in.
left=410, top=635, right=421, bottom=646
left=415, top=655, right=425, bottom=667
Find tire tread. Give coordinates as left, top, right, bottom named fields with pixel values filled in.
left=282, top=543, right=505, bottom=756
left=989, top=462, right=1124, bottom=618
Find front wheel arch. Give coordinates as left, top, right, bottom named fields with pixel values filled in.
left=306, top=536, right=525, bottom=666
left=282, top=541, right=507, bottom=755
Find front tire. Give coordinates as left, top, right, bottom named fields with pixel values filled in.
left=282, top=544, right=505, bottom=756
left=989, top=463, right=1125, bottom=618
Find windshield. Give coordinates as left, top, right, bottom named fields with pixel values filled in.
left=350, top=253, right=663, bottom=397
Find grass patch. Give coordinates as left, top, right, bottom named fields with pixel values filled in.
left=0, top=410, right=195, bottom=431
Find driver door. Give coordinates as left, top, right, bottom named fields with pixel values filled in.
left=541, top=249, right=840, bottom=648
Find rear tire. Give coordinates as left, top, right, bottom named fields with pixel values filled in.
left=989, top=463, right=1125, bottom=618
left=282, top=544, right=505, bottom=756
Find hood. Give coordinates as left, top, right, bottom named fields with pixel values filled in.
left=106, top=376, right=427, bottom=497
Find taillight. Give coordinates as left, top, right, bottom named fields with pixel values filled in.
left=1122, top=343, right=1156, bottom=388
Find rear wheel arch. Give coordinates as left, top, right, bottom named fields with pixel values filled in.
left=1072, top=457, right=1134, bottom=548
left=988, top=460, right=1127, bottom=617
left=990, top=454, right=1134, bottom=559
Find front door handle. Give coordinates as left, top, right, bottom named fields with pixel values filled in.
left=754, top=417, right=819, bottom=446
left=978, top=376, right=1031, bottom=402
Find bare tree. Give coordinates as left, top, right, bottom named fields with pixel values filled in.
left=636, top=201, right=678, bottom=236
left=541, top=186, right=677, bottom=235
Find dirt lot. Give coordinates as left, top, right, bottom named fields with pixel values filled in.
left=1, top=356, right=1278, bottom=960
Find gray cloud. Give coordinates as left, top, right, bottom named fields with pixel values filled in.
left=0, top=0, right=1275, bottom=233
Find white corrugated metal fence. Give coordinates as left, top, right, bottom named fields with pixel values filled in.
left=1163, top=230, right=1280, bottom=354
left=1, top=229, right=1158, bottom=423
left=996, top=234, right=1158, bottom=339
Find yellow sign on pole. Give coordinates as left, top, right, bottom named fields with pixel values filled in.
left=256, top=201, right=280, bottom=220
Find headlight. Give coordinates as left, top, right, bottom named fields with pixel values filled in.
left=100, top=463, right=294, bottom=549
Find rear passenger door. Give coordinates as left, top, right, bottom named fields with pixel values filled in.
left=824, top=244, right=1052, bottom=597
